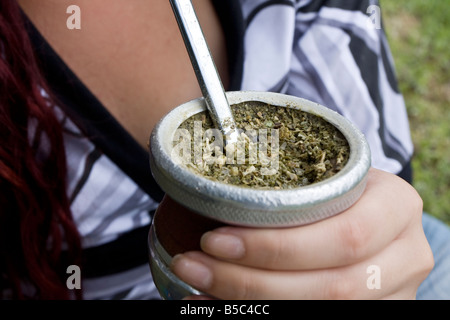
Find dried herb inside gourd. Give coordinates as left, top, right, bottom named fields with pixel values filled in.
left=176, top=101, right=350, bottom=189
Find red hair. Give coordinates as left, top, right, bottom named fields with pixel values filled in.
left=0, top=1, right=82, bottom=299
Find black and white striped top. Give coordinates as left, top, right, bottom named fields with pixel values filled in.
left=27, top=0, right=413, bottom=299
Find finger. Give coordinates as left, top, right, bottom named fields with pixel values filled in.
left=172, top=226, right=432, bottom=300
left=200, top=168, right=423, bottom=270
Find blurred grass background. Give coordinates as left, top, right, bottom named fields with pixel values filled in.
left=382, top=1, right=450, bottom=225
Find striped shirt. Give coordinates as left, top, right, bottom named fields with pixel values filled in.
left=26, top=0, right=413, bottom=299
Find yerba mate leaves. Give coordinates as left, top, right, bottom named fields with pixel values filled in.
left=176, top=101, right=350, bottom=189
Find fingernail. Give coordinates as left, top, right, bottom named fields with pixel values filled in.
left=171, top=254, right=212, bottom=290
left=201, top=231, right=245, bottom=259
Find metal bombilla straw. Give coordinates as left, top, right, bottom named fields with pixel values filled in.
left=169, top=0, right=240, bottom=145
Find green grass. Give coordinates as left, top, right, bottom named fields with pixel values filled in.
left=382, top=0, right=450, bottom=225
